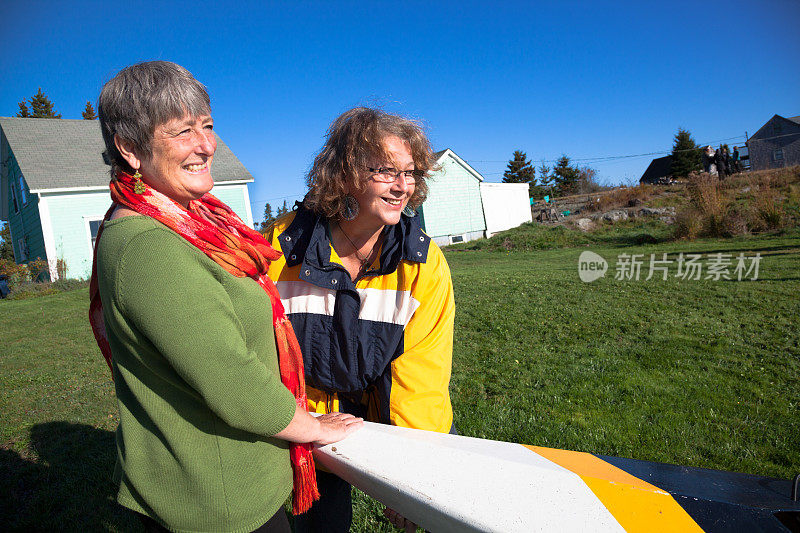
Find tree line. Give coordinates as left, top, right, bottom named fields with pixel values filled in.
left=15, top=88, right=97, bottom=119
left=8, top=89, right=711, bottom=219
left=258, top=200, right=291, bottom=232
left=502, top=150, right=603, bottom=198
left=505, top=126, right=725, bottom=198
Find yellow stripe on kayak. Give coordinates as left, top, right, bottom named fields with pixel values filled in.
left=523, top=445, right=704, bottom=533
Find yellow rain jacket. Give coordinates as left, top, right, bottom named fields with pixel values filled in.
left=266, top=205, right=454, bottom=432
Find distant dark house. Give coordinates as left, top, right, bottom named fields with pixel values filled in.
left=746, top=114, right=800, bottom=170
left=639, top=155, right=673, bottom=184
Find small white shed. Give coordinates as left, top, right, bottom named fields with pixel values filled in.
left=479, top=182, right=532, bottom=237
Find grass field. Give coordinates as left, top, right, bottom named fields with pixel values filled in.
left=1, top=230, right=799, bottom=531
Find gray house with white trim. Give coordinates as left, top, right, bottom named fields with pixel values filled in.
left=1, top=117, right=254, bottom=280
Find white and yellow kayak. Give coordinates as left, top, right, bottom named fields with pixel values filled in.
left=313, top=421, right=800, bottom=532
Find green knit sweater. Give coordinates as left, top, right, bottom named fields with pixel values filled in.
left=96, top=216, right=297, bottom=533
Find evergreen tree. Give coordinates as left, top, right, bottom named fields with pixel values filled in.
left=669, top=128, right=702, bottom=178
left=16, top=101, right=30, bottom=117
left=259, top=202, right=275, bottom=232
left=276, top=200, right=289, bottom=217
left=552, top=155, right=580, bottom=195
left=0, top=223, right=14, bottom=261
left=82, top=101, right=97, bottom=120
left=28, top=88, right=61, bottom=118
left=537, top=161, right=553, bottom=196
left=503, top=150, right=536, bottom=184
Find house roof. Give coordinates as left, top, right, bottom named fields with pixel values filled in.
left=431, top=148, right=484, bottom=182
left=749, top=114, right=800, bottom=142
left=0, top=117, right=252, bottom=192
left=639, top=155, right=673, bottom=184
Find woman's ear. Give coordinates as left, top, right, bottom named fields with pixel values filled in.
left=114, top=135, right=142, bottom=171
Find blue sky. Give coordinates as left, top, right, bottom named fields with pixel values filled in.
left=2, top=0, right=798, bottom=224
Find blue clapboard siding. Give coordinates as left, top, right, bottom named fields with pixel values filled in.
left=1, top=117, right=256, bottom=280
left=210, top=183, right=253, bottom=226
left=41, top=183, right=251, bottom=280
left=418, top=151, right=486, bottom=245
left=42, top=190, right=112, bottom=279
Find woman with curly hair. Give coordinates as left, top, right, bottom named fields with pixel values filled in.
left=266, top=107, right=456, bottom=532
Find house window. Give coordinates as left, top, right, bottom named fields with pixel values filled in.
left=449, top=234, right=465, bottom=244
left=18, top=174, right=27, bottom=205
left=17, top=238, right=28, bottom=261
left=11, top=182, right=19, bottom=213
left=774, top=149, right=784, bottom=161
left=88, top=219, right=103, bottom=250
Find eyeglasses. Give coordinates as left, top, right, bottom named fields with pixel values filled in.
left=367, top=167, right=424, bottom=184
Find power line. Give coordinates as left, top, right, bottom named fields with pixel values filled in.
left=466, top=134, right=748, bottom=167
left=246, top=130, right=798, bottom=212
left=248, top=192, right=305, bottom=206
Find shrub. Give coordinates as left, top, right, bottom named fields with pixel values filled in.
left=6, top=278, right=88, bottom=300
left=587, top=185, right=653, bottom=213
left=53, top=278, right=88, bottom=292
left=751, top=185, right=786, bottom=230
left=673, top=208, right=703, bottom=239
left=722, top=210, right=749, bottom=237
left=8, top=281, right=58, bottom=300
left=27, top=257, right=50, bottom=282
left=56, top=258, right=67, bottom=279
left=0, top=258, right=30, bottom=287
left=683, top=172, right=735, bottom=238
left=688, top=172, right=726, bottom=217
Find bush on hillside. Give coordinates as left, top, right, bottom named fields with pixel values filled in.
left=671, top=168, right=798, bottom=239
left=586, top=185, right=654, bottom=213
left=451, top=222, right=592, bottom=252
left=5, top=279, right=89, bottom=300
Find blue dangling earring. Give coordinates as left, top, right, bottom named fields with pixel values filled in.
left=402, top=205, right=415, bottom=217
left=341, top=195, right=359, bottom=221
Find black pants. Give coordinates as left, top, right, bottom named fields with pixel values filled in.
left=134, top=507, right=290, bottom=533
left=292, top=470, right=352, bottom=533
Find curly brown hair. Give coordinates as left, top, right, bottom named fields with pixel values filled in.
left=304, top=107, right=436, bottom=219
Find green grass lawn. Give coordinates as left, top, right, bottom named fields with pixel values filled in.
left=447, top=231, right=799, bottom=479
left=1, top=230, right=798, bottom=531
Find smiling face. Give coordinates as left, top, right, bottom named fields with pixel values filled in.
left=349, top=135, right=416, bottom=233
left=137, top=114, right=217, bottom=207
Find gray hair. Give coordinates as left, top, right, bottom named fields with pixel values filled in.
left=98, top=61, right=211, bottom=176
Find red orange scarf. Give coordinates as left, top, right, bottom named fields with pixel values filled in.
left=89, top=170, right=319, bottom=514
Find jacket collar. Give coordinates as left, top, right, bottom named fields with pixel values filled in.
left=278, top=203, right=430, bottom=287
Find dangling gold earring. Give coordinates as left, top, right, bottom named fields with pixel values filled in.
left=132, top=169, right=146, bottom=194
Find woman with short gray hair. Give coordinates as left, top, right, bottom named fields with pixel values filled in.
left=89, top=61, right=361, bottom=532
